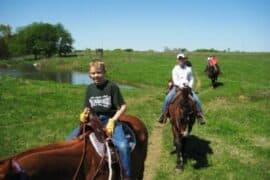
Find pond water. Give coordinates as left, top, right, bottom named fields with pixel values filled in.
left=0, top=64, right=135, bottom=89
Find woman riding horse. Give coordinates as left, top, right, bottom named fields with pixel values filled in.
left=205, top=55, right=220, bottom=88
left=158, top=53, right=205, bottom=125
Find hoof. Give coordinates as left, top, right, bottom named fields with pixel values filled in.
left=175, top=165, right=183, bottom=172
left=170, top=149, right=176, bottom=155
left=170, top=147, right=176, bottom=154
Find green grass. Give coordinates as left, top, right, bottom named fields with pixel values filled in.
left=1, top=51, right=270, bottom=179
left=0, top=76, right=161, bottom=157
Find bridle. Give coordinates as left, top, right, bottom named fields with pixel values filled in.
left=72, top=117, right=116, bottom=180
left=176, top=87, right=192, bottom=135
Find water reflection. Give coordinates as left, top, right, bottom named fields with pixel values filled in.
left=0, top=64, right=92, bottom=85
left=71, top=71, right=92, bottom=85
left=0, top=64, right=135, bottom=89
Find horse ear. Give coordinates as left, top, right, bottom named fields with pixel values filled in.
left=3, top=159, right=12, bottom=171
left=0, top=159, right=12, bottom=179
left=0, top=161, right=7, bottom=178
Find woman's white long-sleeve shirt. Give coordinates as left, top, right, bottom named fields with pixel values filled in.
left=172, top=65, right=194, bottom=88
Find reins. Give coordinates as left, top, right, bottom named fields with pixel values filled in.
left=72, top=115, right=119, bottom=180
left=72, top=123, right=86, bottom=180
left=91, top=138, right=114, bottom=180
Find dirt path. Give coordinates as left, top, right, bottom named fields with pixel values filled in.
left=143, top=75, right=205, bottom=179
left=143, top=122, right=164, bottom=180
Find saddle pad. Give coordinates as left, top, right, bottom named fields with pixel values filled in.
left=89, top=132, right=105, bottom=157
left=89, top=123, right=136, bottom=158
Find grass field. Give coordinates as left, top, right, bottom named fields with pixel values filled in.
left=0, top=51, right=270, bottom=179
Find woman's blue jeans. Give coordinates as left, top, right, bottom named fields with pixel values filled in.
left=161, top=86, right=177, bottom=113
left=66, top=115, right=131, bottom=177
left=161, top=86, right=203, bottom=114
left=191, top=91, right=203, bottom=113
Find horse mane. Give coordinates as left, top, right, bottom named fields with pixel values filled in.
left=168, top=87, right=196, bottom=128
left=180, top=88, right=192, bottom=120
left=0, top=138, right=81, bottom=163
left=170, top=87, right=190, bottom=108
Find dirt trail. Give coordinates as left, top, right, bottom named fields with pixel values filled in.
left=143, top=122, right=164, bottom=180
left=142, top=75, right=206, bottom=179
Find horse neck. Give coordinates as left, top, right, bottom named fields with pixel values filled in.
left=182, top=88, right=190, bottom=98
left=175, top=89, right=191, bottom=121
left=16, top=140, right=84, bottom=167
left=3, top=139, right=79, bottom=162
left=2, top=138, right=99, bottom=179
left=0, top=143, right=81, bottom=180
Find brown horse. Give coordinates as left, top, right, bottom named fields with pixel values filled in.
left=0, top=114, right=148, bottom=180
left=167, top=86, right=196, bottom=171
left=205, top=65, right=220, bottom=88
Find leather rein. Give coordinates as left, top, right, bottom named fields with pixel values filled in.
left=72, top=118, right=112, bottom=180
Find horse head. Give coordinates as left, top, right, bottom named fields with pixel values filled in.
left=206, top=65, right=220, bottom=87
left=0, top=159, right=26, bottom=180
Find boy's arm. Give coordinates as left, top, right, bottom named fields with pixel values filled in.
left=111, top=104, right=127, bottom=121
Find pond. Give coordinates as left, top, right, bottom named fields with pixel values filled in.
left=0, top=64, right=135, bottom=89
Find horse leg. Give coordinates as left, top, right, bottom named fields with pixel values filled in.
left=174, top=135, right=183, bottom=171
left=211, top=78, right=216, bottom=88
left=181, top=137, right=187, bottom=164
left=213, top=70, right=219, bottom=87
left=188, top=114, right=195, bottom=134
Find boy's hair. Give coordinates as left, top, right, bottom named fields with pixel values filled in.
left=89, top=59, right=106, bottom=73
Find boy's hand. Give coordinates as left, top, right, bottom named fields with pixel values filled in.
left=106, top=118, right=116, bottom=136
left=79, top=108, right=90, bottom=123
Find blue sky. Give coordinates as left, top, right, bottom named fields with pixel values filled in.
left=1, top=0, right=270, bottom=52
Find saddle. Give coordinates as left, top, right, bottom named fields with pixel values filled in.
left=165, top=87, right=196, bottom=121
left=85, top=117, right=136, bottom=162
left=170, top=87, right=193, bottom=104
left=209, top=65, right=218, bottom=74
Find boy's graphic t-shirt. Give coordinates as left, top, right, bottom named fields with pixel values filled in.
left=84, top=80, right=125, bottom=116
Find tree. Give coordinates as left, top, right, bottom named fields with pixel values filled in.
left=55, top=23, right=73, bottom=56
left=0, top=24, right=12, bottom=59
left=0, top=24, right=11, bottom=37
left=11, top=22, right=73, bottom=59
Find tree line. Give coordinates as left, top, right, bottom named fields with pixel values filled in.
left=0, top=22, right=73, bottom=60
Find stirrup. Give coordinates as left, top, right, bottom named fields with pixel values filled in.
left=158, top=114, right=166, bottom=124
left=197, top=116, right=206, bottom=125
